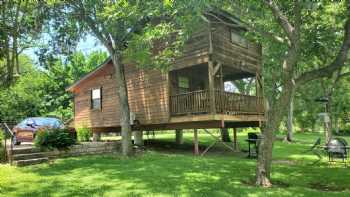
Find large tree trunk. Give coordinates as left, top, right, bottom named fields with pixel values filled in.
left=5, top=35, right=13, bottom=86
left=255, top=0, right=350, bottom=187
left=286, top=91, right=294, bottom=142
left=325, top=98, right=332, bottom=143
left=111, top=53, right=133, bottom=156
left=256, top=77, right=296, bottom=187
left=256, top=125, right=273, bottom=187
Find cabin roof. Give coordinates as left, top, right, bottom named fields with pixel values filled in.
left=66, top=57, right=112, bottom=92
left=204, top=7, right=247, bottom=31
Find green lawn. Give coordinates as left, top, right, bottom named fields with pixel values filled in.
left=0, top=131, right=350, bottom=197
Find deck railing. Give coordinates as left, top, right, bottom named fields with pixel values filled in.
left=170, top=90, right=210, bottom=115
left=215, top=90, right=264, bottom=114
left=170, top=89, right=263, bottom=116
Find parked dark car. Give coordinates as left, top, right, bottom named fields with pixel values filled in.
left=13, top=117, right=66, bottom=145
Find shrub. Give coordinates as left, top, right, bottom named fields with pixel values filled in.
left=337, top=129, right=350, bottom=136
left=77, top=127, right=92, bottom=142
left=34, top=128, right=76, bottom=150
left=334, top=123, right=350, bottom=136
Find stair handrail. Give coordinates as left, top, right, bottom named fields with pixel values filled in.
left=1, top=122, right=14, bottom=164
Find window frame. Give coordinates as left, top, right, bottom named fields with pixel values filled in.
left=91, top=87, right=102, bottom=110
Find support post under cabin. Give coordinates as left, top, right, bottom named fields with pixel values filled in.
left=133, top=130, right=144, bottom=146
left=92, top=132, right=101, bottom=142
left=233, top=128, right=238, bottom=151
left=193, top=129, right=199, bottom=155
left=220, top=128, right=231, bottom=142
left=175, top=129, right=183, bottom=145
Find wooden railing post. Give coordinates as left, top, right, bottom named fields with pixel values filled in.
left=208, top=61, right=216, bottom=114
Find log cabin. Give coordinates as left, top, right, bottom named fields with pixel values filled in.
left=67, top=9, right=264, bottom=145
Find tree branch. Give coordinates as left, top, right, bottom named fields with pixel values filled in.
left=72, top=1, right=113, bottom=52
left=338, top=71, right=350, bottom=79
left=296, top=1, right=350, bottom=87
left=263, top=0, right=295, bottom=42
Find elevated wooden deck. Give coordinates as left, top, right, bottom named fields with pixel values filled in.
left=170, top=89, right=264, bottom=116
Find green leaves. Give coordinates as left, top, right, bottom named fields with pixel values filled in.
left=51, top=0, right=208, bottom=70
left=0, top=0, right=49, bottom=85
left=0, top=51, right=107, bottom=122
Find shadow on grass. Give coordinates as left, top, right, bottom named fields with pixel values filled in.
left=19, top=153, right=259, bottom=196
left=2, top=134, right=350, bottom=196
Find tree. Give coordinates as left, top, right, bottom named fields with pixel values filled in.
left=43, top=51, right=108, bottom=120
left=286, top=90, right=294, bottom=142
left=320, top=68, right=350, bottom=139
left=0, top=51, right=107, bottom=122
left=293, top=81, right=323, bottom=132
left=0, top=0, right=47, bottom=86
left=0, top=55, right=49, bottom=121
left=222, top=0, right=350, bottom=186
left=50, top=0, right=207, bottom=156
left=258, top=1, right=350, bottom=187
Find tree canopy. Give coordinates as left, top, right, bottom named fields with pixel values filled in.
left=0, top=51, right=107, bottom=122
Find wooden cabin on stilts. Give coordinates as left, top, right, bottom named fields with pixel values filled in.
left=67, top=9, right=264, bottom=155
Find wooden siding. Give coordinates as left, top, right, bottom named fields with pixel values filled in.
left=73, top=62, right=169, bottom=128
left=211, top=23, right=262, bottom=74
left=125, top=65, right=169, bottom=125
left=171, top=19, right=261, bottom=74
left=172, top=26, right=210, bottom=70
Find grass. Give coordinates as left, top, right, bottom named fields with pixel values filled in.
left=0, top=131, right=350, bottom=197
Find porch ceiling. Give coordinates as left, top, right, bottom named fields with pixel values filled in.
left=222, top=65, right=255, bottom=81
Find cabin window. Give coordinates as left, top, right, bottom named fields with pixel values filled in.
left=178, top=76, right=190, bottom=93
left=230, top=30, right=247, bottom=48
left=91, top=88, right=102, bottom=110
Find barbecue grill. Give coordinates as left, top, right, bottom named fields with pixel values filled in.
left=325, top=138, right=348, bottom=163
left=245, top=133, right=259, bottom=158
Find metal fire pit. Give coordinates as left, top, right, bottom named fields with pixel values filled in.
left=325, top=138, right=349, bottom=163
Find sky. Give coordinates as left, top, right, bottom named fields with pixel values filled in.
left=75, top=34, right=107, bottom=55
left=23, top=34, right=107, bottom=65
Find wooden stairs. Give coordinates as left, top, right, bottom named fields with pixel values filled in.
left=1, top=123, right=49, bottom=167
left=9, top=146, right=49, bottom=167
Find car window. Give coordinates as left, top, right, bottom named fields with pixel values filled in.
left=17, top=118, right=63, bottom=128
left=18, top=119, right=29, bottom=127
left=32, top=118, right=63, bottom=128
